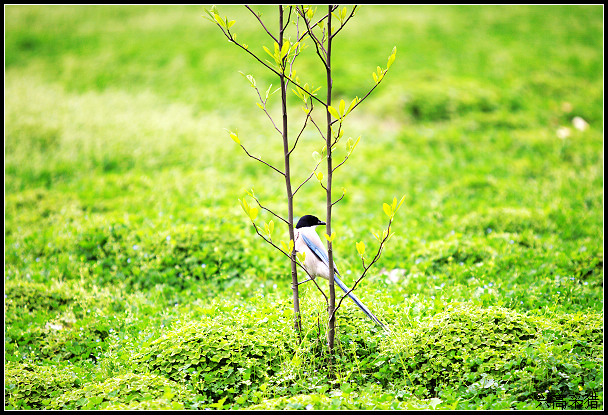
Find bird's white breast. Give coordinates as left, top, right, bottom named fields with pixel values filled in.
left=294, top=227, right=330, bottom=280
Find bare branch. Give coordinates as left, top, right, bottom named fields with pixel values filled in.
left=304, top=274, right=328, bottom=303
left=238, top=143, right=285, bottom=177
left=330, top=66, right=393, bottom=127
left=251, top=222, right=327, bottom=303
left=212, top=21, right=327, bottom=108
left=319, top=179, right=328, bottom=192
left=282, top=5, right=293, bottom=32
left=249, top=193, right=289, bottom=225
left=330, top=5, right=358, bottom=40
left=309, top=115, right=327, bottom=141
left=293, top=158, right=323, bottom=196
left=245, top=5, right=279, bottom=44
left=288, top=105, right=313, bottom=156
left=330, top=121, right=343, bottom=149
left=294, top=7, right=332, bottom=44
left=330, top=217, right=394, bottom=321
left=332, top=155, right=349, bottom=174
left=296, top=5, right=328, bottom=67
left=251, top=85, right=283, bottom=136
left=331, top=188, right=346, bottom=207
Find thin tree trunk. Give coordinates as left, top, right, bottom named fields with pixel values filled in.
left=325, top=4, right=336, bottom=353
left=279, top=5, right=302, bottom=339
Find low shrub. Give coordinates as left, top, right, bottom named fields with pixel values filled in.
left=49, top=372, right=193, bottom=410
left=380, top=303, right=603, bottom=405
left=5, top=279, right=74, bottom=318
left=134, top=317, right=292, bottom=404
left=411, top=236, right=496, bottom=274
left=5, top=362, right=82, bottom=409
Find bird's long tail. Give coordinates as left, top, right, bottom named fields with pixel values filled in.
left=334, top=275, right=391, bottom=334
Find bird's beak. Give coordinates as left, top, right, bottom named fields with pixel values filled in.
left=319, top=221, right=326, bottom=226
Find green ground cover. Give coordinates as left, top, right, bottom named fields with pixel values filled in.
left=5, top=4, right=603, bottom=410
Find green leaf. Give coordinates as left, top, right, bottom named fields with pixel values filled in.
left=292, top=87, right=304, bottom=100
left=397, top=194, right=406, bottom=211
left=356, top=241, right=365, bottom=256
left=383, top=203, right=392, bottom=217
left=227, top=20, right=236, bottom=29
left=263, top=45, right=274, bottom=60
left=346, top=137, right=354, bottom=151
left=324, top=232, right=336, bottom=243
left=316, top=171, right=324, bottom=181
left=281, top=240, right=295, bottom=255
left=372, top=230, right=381, bottom=242
left=213, top=13, right=226, bottom=28
left=239, top=198, right=250, bottom=215
left=248, top=207, right=258, bottom=221
left=327, top=105, right=340, bottom=120
left=339, top=99, right=346, bottom=118
left=297, top=251, right=306, bottom=263
left=268, top=220, right=274, bottom=235
left=387, top=47, right=396, bottom=69
left=306, top=6, right=315, bottom=20
left=227, top=129, right=240, bottom=144
left=355, top=135, right=361, bottom=147
left=372, top=72, right=378, bottom=84
left=280, top=40, right=290, bottom=59
left=282, top=240, right=294, bottom=255
left=346, top=97, right=358, bottom=115
left=312, top=151, right=322, bottom=162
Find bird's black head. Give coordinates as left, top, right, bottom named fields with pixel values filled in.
left=295, top=215, right=326, bottom=229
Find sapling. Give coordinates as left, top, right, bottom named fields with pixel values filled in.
left=205, top=4, right=402, bottom=352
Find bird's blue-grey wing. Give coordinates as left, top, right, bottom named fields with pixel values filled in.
left=301, top=234, right=330, bottom=267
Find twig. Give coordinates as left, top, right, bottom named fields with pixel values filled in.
left=238, top=143, right=285, bottom=177
left=293, top=159, right=323, bottom=196
left=331, top=188, right=346, bottom=207
left=332, top=155, right=349, bottom=174
left=296, top=5, right=328, bottom=68
left=252, top=85, right=283, bottom=136
left=329, top=67, right=392, bottom=127
left=288, top=105, right=313, bottom=156
left=214, top=21, right=328, bottom=108
left=330, top=5, right=358, bottom=40
left=309, top=115, right=327, bottom=141
left=329, top=217, right=394, bottom=321
left=245, top=5, right=279, bottom=44
left=251, top=222, right=328, bottom=303
left=249, top=193, right=289, bottom=225
left=294, top=7, right=332, bottom=44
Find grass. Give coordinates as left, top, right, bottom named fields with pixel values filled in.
left=4, top=4, right=603, bottom=410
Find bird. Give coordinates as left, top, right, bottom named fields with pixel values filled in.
left=294, top=214, right=390, bottom=333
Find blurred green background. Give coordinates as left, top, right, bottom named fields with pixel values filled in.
left=4, top=4, right=603, bottom=410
